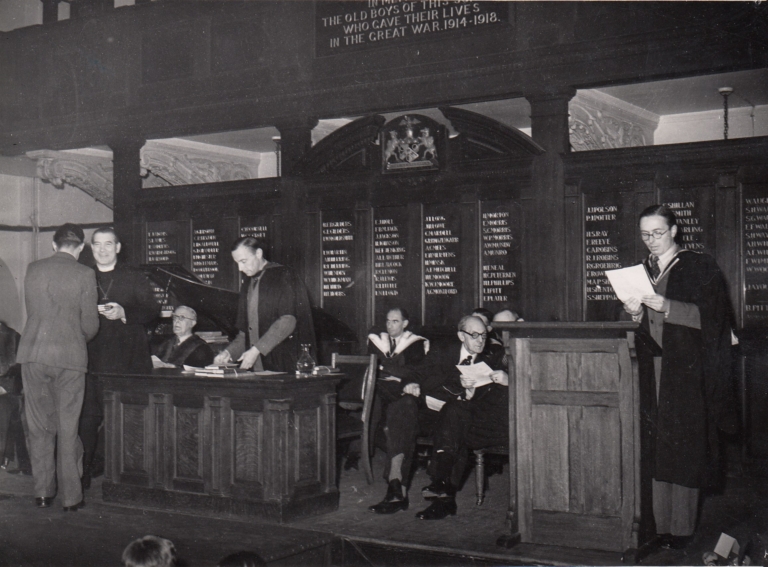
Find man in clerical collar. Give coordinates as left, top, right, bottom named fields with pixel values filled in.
left=152, top=306, right=214, bottom=369
left=81, top=226, right=160, bottom=490
left=214, top=237, right=315, bottom=373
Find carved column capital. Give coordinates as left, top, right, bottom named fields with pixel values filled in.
left=26, top=149, right=114, bottom=209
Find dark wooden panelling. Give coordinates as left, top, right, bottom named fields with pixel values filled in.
left=233, top=411, right=263, bottom=484
left=122, top=404, right=146, bottom=474
left=295, top=408, right=319, bottom=483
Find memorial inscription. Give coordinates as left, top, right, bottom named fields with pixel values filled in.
left=743, top=188, right=768, bottom=326
left=480, top=201, right=517, bottom=307
left=315, top=0, right=507, bottom=57
left=191, top=227, right=220, bottom=285
left=321, top=213, right=355, bottom=300
left=423, top=204, right=462, bottom=325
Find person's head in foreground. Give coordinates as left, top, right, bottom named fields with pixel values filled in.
left=122, top=535, right=176, bottom=567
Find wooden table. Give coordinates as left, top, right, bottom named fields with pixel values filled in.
left=99, top=369, right=341, bottom=523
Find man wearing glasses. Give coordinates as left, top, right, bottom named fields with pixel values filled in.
left=414, top=315, right=508, bottom=520
left=369, top=315, right=505, bottom=516
left=152, top=306, right=214, bottom=369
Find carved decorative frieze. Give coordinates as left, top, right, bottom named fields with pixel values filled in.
left=569, top=90, right=659, bottom=152
left=26, top=149, right=114, bottom=208
left=27, top=140, right=265, bottom=207
left=140, top=139, right=261, bottom=187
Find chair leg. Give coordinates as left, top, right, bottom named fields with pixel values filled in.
left=361, top=428, right=373, bottom=485
left=475, top=450, right=485, bottom=506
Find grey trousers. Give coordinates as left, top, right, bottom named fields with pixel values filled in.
left=653, top=479, right=699, bottom=536
left=22, top=362, right=84, bottom=507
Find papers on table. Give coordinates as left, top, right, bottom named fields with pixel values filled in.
left=605, top=264, right=655, bottom=303
left=456, top=361, right=494, bottom=388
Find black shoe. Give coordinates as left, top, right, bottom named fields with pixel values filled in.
left=63, top=500, right=85, bottom=512
left=416, top=498, right=457, bottom=520
left=369, top=479, right=409, bottom=514
left=35, top=497, right=54, bottom=508
left=421, top=479, right=451, bottom=500
left=660, top=535, right=691, bottom=550
left=82, top=472, right=92, bottom=490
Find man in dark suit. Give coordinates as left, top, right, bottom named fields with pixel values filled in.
left=17, top=224, right=99, bottom=510
left=369, top=315, right=506, bottom=515
left=415, top=315, right=509, bottom=520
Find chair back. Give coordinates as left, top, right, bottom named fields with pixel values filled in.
left=331, top=353, right=377, bottom=485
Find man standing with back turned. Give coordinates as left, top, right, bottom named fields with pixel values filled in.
left=17, top=223, right=99, bottom=511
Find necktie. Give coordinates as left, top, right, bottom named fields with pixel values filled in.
left=388, top=337, right=396, bottom=357
left=460, top=355, right=473, bottom=365
left=650, top=255, right=660, bottom=279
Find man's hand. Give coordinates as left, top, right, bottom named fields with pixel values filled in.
left=460, top=375, right=477, bottom=389
left=402, top=383, right=420, bottom=397
left=642, top=294, right=669, bottom=313
left=213, top=350, right=232, bottom=365
left=490, top=370, right=508, bottom=386
left=100, top=302, right=126, bottom=321
left=623, top=297, right=643, bottom=316
left=238, top=346, right=260, bottom=370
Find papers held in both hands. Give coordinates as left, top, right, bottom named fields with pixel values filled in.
left=604, top=264, right=655, bottom=303
left=424, top=361, right=495, bottom=412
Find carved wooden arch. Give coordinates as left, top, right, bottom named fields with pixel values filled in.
left=439, top=106, right=545, bottom=161
left=302, top=115, right=386, bottom=175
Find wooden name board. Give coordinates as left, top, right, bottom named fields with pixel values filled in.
left=191, top=217, right=239, bottom=291
left=660, top=187, right=716, bottom=256
left=321, top=210, right=357, bottom=322
left=480, top=200, right=519, bottom=312
left=146, top=220, right=187, bottom=310
left=583, top=193, right=636, bottom=321
left=373, top=206, right=413, bottom=323
left=423, top=203, right=463, bottom=325
left=315, top=0, right=508, bottom=57
left=742, top=186, right=768, bottom=327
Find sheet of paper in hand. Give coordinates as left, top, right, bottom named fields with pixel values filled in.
left=605, top=264, right=655, bottom=303
left=456, top=361, right=494, bottom=388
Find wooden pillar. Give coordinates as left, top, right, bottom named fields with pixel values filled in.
left=275, top=117, right=318, bottom=278
left=523, top=89, right=575, bottom=322
left=109, top=136, right=145, bottom=266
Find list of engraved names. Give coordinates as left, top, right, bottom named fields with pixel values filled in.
left=585, top=204, right=622, bottom=302
left=423, top=213, right=459, bottom=296
left=374, top=217, right=405, bottom=297
left=322, top=219, right=354, bottom=298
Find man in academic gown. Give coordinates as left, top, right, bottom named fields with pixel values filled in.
left=80, top=227, right=160, bottom=489
left=152, top=305, right=214, bottom=369
left=214, top=237, right=315, bottom=372
left=622, top=205, right=737, bottom=550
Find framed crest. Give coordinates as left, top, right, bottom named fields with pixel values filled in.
left=381, top=114, right=442, bottom=174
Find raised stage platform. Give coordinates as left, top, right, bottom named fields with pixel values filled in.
left=0, top=450, right=765, bottom=566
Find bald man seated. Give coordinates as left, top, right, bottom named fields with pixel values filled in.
left=152, top=306, right=214, bottom=369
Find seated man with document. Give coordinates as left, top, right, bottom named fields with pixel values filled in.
left=369, top=314, right=506, bottom=517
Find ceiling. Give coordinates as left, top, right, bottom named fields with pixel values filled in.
left=173, top=69, right=767, bottom=155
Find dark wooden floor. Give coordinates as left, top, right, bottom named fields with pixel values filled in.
left=0, top=450, right=766, bottom=566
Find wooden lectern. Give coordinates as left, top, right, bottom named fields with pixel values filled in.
left=493, top=322, right=650, bottom=556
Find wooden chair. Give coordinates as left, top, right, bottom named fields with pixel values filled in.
left=332, top=353, right=377, bottom=485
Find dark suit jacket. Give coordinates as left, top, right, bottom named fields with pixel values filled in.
left=414, top=339, right=506, bottom=403
left=17, top=252, right=99, bottom=373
